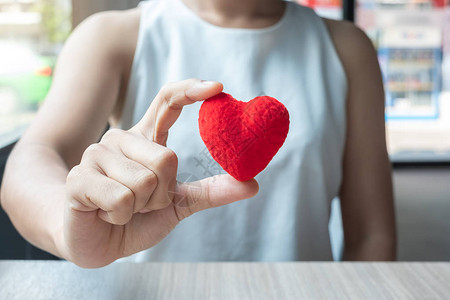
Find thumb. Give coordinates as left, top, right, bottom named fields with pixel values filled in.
left=130, top=79, right=223, bottom=145
left=172, top=175, right=259, bottom=219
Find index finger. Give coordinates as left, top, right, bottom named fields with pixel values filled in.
left=131, top=79, right=223, bottom=145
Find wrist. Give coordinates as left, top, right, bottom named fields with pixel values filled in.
left=51, top=201, right=74, bottom=261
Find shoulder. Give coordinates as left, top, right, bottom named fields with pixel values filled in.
left=323, top=19, right=379, bottom=77
left=322, top=18, right=379, bottom=78
left=322, top=18, right=384, bottom=102
left=322, top=18, right=381, bottom=78
left=63, top=8, right=142, bottom=72
left=322, top=18, right=371, bottom=46
left=75, top=8, right=141, bottom=31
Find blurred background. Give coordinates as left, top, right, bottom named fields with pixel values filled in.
left=0, top=0, right=449, bottom=261
left=300, top=0, right=450, bottom=162
left=0, top=0, right=70, bottom=147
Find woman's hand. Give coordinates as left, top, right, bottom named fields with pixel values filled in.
left=60, top=79, right=259, bottom=268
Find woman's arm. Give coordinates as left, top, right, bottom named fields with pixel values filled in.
left=0, top=10, right=140, bottom=257
left=1, top=10, right=258, bottom=267
left=325, top=19, right=397, bottom=260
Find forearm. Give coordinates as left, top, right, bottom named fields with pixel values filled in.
left=0, top=141, right=68, bottom=257
left=343, top=232, right=396, bottom=261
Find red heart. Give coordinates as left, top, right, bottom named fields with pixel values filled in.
left=198, top=92, right=290, bottom=181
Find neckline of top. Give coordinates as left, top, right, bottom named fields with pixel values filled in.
left=172, top=0, right=293, bottom=34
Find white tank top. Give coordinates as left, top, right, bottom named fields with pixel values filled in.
left=117, top=0, right=347, bottom=261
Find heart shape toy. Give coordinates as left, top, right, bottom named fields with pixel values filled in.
left=198, top=92, right=290, bottom=181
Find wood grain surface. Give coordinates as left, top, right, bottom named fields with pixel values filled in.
left=0, top=261, right=449, bottom=300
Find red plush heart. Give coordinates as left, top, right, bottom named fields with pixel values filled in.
left=198, top=92, right=290, bottom=181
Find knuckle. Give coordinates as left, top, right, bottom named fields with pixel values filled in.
left=186, top=78, right=199, bottom=85
left=111, top=212, right=133, bottom=226
left=157, top=148, right=178, bottom=170
left=111, top=187, right=135, bottom=211
left=159, top=83, right=176, bottom=101
left=160, top=82, right=182, bottom=108
left=66, top=165, right=82, bottom=184
left=134, top=170, right=157, bottom=192
left=66, top=165, right=93, bottom=187
left=66, top=166, right=97, bottom=203
left=66, top=167, right=82, bottom=196
left=203, top=182, right=213, bottom=209
left=82, top=143, right=105, bottom=160
left=182, top=88, right=193, bottom=103
left=101, top=128, right=123, bottom=143
left=160, top=82, right=175, bottom=94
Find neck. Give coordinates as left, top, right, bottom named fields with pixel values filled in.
left=181, top=0, right=286, bottom=29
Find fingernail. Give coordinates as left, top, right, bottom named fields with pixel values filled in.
left=189, top=80, right=217, bottom=92
left=139, top=209, right=152, bottom=214
left=186, top=80, right=221, bottom=98
left=200, top=80, right=216, bottom=86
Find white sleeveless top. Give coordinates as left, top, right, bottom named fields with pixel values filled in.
left=117, top=0, right=347, bottom=261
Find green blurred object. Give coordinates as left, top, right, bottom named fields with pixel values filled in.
left=0, top=56, right=55, bottom=108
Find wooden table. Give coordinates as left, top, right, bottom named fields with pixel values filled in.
left=0, top=261, right=449, bottom=299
